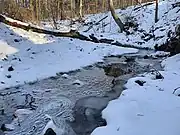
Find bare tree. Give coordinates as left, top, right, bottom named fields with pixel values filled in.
left=71, top=0, right=75, bottom=19
left=79, top=0, right=83, bottom=19
left=155, top=0, right=158, bottom=23
left=0, top=0, right=5, bottom=14
left=35, top=0, right=39, bottom=21
left=0, top=0, right=155, bottom=26
left=108, top=0, right=124, bottom=32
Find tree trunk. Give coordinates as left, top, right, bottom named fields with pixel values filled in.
left=108, top=0, right=124, bottom=32
left=60, top=0, right=64, bottom=20
left=95, top=0, right=98, bottom=13
left=35, top=0, right=39, bottom=21
left=79, top=0, right=83, bottom=19
left=0, top=14, right=88, bottom=40
left=71, top=0, right=75, bottom=19
left=155, top=0, right=158, bottom=23
left=56, top=0, right=60, bottom=20
left=0, top=14, right=148, bottom=50
left=30, top=0, right=35, bottom=21
left=0, top=0, right=5, bottom=13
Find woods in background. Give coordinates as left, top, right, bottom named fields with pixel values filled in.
left=0, top=0, right=153, bottom=24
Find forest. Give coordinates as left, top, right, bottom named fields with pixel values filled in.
left=0, top=0, right=153, bottom=22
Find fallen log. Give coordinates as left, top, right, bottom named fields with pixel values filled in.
left=0, top=14, right=151, bottom=50
left=133, top=2, right=154, bottom=11
left=83, top=16, right=108, bottom=32
left=0, top=14, right=90, bottom=41
left=172, top=2, right=180, bottom=8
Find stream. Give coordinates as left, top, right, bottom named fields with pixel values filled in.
left=0, top=49, right=163, bottom=135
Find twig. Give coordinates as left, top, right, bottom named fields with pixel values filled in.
left=172, top=87, right=180, bottom=94
left=83, top=16, right=108, bottom=32
left=133, top=1, right=154, bottom=11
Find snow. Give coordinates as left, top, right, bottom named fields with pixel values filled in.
left=92, top=54, right=180, bottom=135
left=10, top=109, right=34, bottom=127
left=40, top=114, right=76, bottom=135
left=41, top=120, right=59, bottom=135
left=1, top=14, right=29, bottom=26
left=2, top=124, right=15, bottom=131
left=148, top=51, right=170, bottom=58
left=0, top=0, right=179, bottom=134
left=30, top=0, right=179, bottom=50
left=72, top=79, right=84, bottom=87
left=162, top=53, right=180, bottom=71
left=41, top=114, right=64, bottom=135
left=0, top=23, right=137, bottom=89
left=77, top=0, right=180, bottom=49
left=3, top=0, right=178, bottom=51
left=61, top=73, right=69, bottom=79
left=0, top=40, right=18, bottom=59
left=14, top=109, right=33, bottom=118
left=2, top=14, right=74, bottom=33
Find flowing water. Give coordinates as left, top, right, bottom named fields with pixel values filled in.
left=0, top=50, right=163, bottom=135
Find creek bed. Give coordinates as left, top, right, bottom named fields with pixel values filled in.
left=0, top=50, right=163, bottom=135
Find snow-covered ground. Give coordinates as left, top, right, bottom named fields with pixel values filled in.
left=80, top=0, right=179, bottom=49
left=42, top=0, right=179, bottom=49
left=92, top=53, right=180, bottom=135
left=0, top=0, right=180, bottom=134
left=0, top=23, right=137, bottom=90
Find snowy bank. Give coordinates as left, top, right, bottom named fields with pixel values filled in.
left=92, top=54, right=180, bottom=135
left=79, top=0, right=180, bottom=49
left=0, top=23, right=137, bottom=89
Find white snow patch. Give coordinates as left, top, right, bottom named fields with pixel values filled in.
left=2, top=124, right=15, bottom=131
left=162, top=54, right=180, bottom=71
left=92, top=55, right=180, bottom=135
left=0, top=23, right=137, bottom=89
left=76, top=0, right=180, bottom=49
left=41, top=114, right=71, bottom=135
left=149, top=51, right=170, bottom=58
left=13, top=109, right=33, bottom=124
left=61, top=74, right=69, bottom=79
left=14, top=109, right=33, bottom=117
left=41, top=120, right=59, bottom=135
left=0, top=40, right=18, bottom=59
left=72, top=79, right=84, bottom=87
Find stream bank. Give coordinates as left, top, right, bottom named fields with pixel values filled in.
left=0, top=50, right=163, bottom=135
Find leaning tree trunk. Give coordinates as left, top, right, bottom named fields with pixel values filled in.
left=108, top=0, right=124, bottom=32
left=0, top=14, right=146, bottom=50
left=0, top=14, right=89, bottom=40
left=155, top=0, right=158, bottom=23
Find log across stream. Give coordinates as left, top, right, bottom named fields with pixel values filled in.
left=0, top=14, right=151, bottom=50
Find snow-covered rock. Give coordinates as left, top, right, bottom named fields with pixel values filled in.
left=41, top=116, right=76, bottom=135
left=72, top=79, right=84, bottom=87
left=14, top=109, right=33, bottom=116
left=61, top=74, right=69, bottom=79
left=13, top=109, right=33, bottom=123
left=149, top=51, right=170, bottom=58
left=1, top=124, right=15, bottom=131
